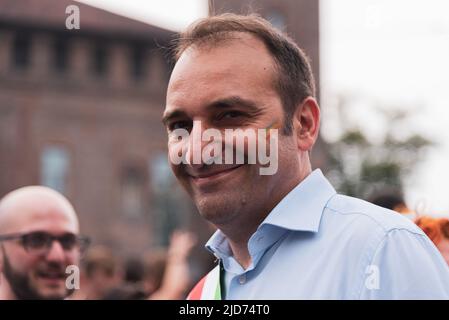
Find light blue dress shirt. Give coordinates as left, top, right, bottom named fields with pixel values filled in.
left=205, top=169, right=449, bottom=299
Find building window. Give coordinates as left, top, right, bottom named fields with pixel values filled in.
left=149, top=154, right=183, bottom=246
left=53, top=38, right=69, bottom=73
left=130, top=45, right=145, bottom=81
left=121, top=166, right=145, bottom=218
left=12, top=32, right=31, bottom=70
left=92, top=44, right=108, bottom=77
left=150, top=154, right=174, bottom=193
left=40, top=146, right=70, bottom=194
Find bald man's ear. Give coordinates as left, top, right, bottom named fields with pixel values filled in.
left=292, top=97, right=320, bottom=151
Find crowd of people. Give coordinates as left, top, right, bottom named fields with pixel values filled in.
left=70, top=230, right=197, bottom=300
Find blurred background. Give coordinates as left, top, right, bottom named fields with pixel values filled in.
left=0, top=0, right=448, bottom=298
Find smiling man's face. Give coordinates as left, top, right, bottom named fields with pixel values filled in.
left=0, top=187, right=80, bottom=300
left=164, top=33, right=301, bottom=227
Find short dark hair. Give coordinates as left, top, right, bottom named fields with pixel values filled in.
left=83, top=246, right=117, bottom=278
left=173, top=13, right=316, bottom=134
left=369, top=192, right=405, bottom=210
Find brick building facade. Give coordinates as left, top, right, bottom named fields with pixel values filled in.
left=0, top=0, right=325, bottom=260
left=0, top=0, right=204, bottom=256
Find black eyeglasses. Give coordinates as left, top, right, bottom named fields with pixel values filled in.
left=0, top=231, right=90, bottom=255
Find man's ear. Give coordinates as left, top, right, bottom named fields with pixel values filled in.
left=292, top=97, right=320, bottom=151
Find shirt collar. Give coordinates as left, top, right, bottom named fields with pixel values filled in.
left=206, top=169, right=336, bottom=256
left=261, top=169, right=336, bottom=232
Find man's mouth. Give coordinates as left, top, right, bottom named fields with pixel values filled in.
left=36, top=270, right=65, bottom=282
left=187, top=164, right=244, bottom=185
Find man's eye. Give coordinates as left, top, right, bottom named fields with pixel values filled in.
left=26, top=233, right=49, bottom=248
left=168, top=121, right=192, bottom=131
left=59, top=234, right=77, bottom=250
left=219, top=111, right=244, bottom=120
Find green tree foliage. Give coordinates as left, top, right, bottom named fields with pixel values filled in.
left=325, top=97, right=432, bottom=200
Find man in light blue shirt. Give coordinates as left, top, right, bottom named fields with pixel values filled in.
left=206, top=169, right=449, bottom=299
left=163, top=13, right=449, bottom=299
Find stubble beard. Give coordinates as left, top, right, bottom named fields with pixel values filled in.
left=2, top=251, right=70, bottom=300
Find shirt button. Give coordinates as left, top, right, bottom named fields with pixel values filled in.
left=239, top=274, right=246, bottom=285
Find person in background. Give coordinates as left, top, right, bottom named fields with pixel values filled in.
left=0, top=186, right=89, bottom=300
left=142, top=249, right=166, bottom=296
left=148, top=230, right=197, bottom=300
left=124, top=257, right=145, bottom=285
left=101, top=256, right=147, bottom=300
left=369, top=191, right=416, bottom=219
left=415, top=216, right=449, bottom=265
left=77, top=245, right=121, bottom=300
left=93, top=230, right=197, bottom=300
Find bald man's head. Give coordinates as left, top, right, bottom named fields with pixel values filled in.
left=0, top=186, right=81, bottom=300
left=0, top=186, right=79, bottom=235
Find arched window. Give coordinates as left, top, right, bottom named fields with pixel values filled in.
left=53, top=37, right=70, bottom=73
left=12, top=32, right=31, bottom=70
left=149, top=153, right=185, bottom=246
left=92, top=44, right=108, bottom=77
left=121, top=165, right=146, bottom=218
left=130, top=45, right=146, bottom=81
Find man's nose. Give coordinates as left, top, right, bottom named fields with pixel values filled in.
left=45, top=241, right=66, bottom=262
left=186, top=120, right=216, bottom=166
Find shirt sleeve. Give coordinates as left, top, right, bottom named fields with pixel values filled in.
left=359, top=228, right=449, bottom=299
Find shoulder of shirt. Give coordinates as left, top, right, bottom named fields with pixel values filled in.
left=324, top=194, right=425, bottom=237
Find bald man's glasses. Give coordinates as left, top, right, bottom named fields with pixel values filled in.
left=0, top=231, right=90, bottom=255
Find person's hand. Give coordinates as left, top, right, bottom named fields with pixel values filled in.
left=149, top=230, right=197, bottom=300
left=167, top=230, right=197, bottom=262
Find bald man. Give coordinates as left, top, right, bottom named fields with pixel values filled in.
left=0, top=186, right=88, bottom=300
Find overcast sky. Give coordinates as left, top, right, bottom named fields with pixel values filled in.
left=76, top=0, right=209, bottom=31
left=76, top=0, right=449, bottom=215
left=321, top=0, right=449, bottom=215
